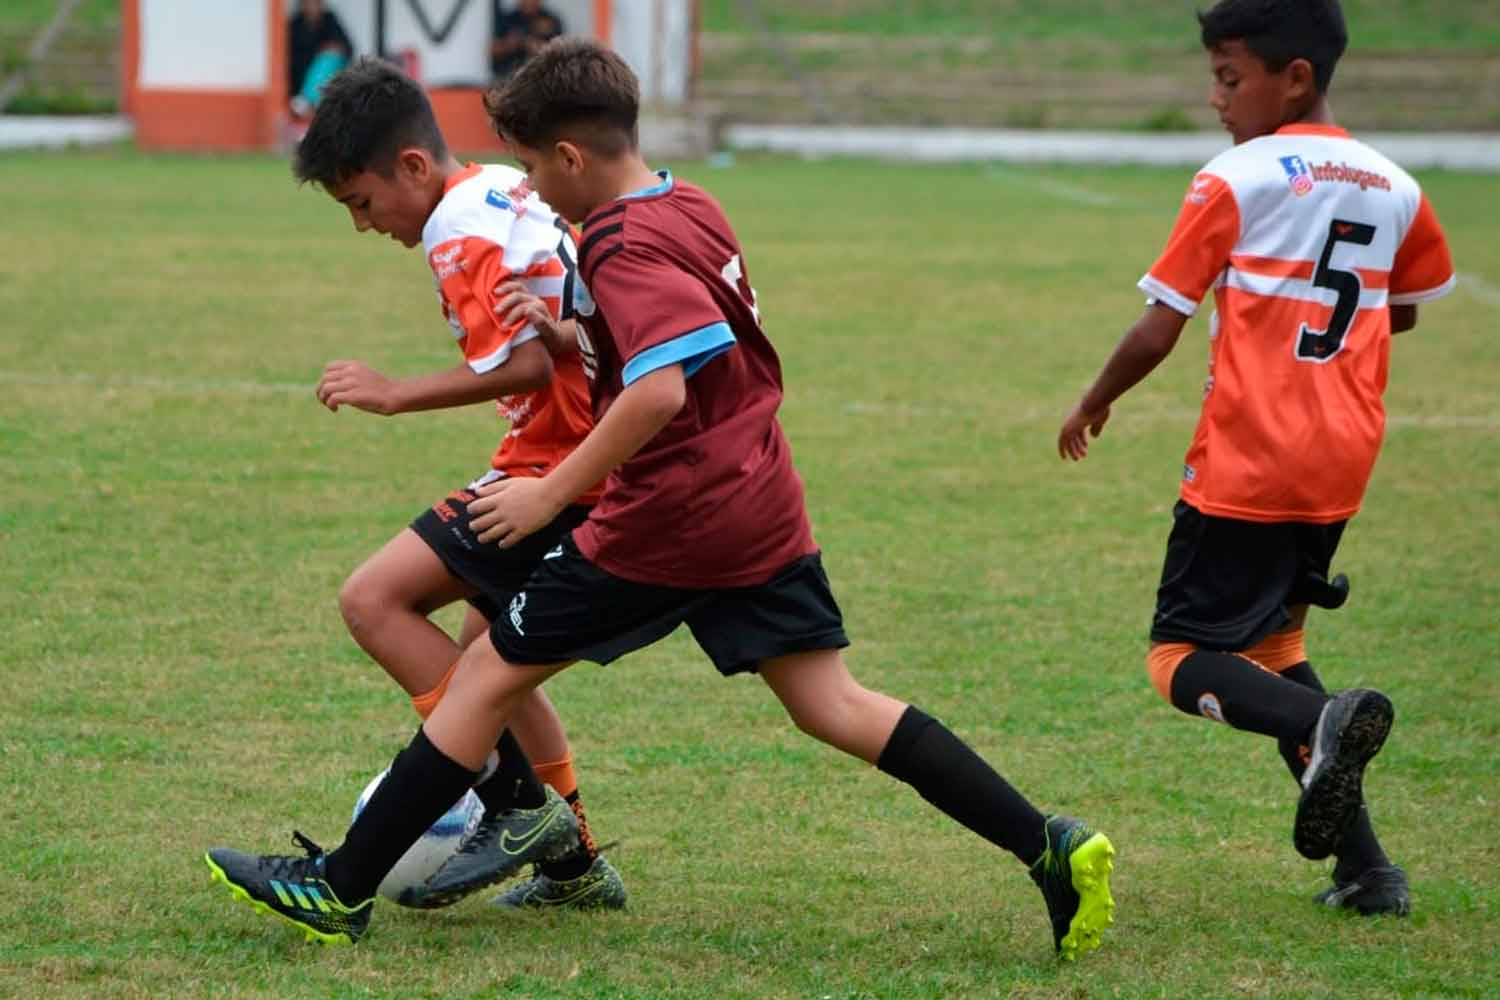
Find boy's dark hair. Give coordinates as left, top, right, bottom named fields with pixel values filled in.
left=484, top=38, right=639, bottom=156
left=293, top=56, right=448, bottom=187
left=1198, top=0, right=1348, bottom=93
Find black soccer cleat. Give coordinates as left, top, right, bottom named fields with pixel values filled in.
left=491, top=854, right=628, bottom=911
left=1294, top=688, right=1394, bottom=860
left=1316, top=863, right=1411, bottom=917
left=397, top=785, right=580, bottom=909
left=204, top=831, right=373, bottom=944
left=1028, top=815, right=1115, bottom=960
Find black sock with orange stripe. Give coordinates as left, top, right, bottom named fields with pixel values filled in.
left=1276, top=660, right=1391, bottom=876
left=1169, top=650, right=1327, bottom=741
left=877, top=706, right=1047, bottom=866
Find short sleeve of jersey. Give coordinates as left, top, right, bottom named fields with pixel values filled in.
left=429, top=236, right=538, bottom=373
left=1138, top=171, right=1241, bottom=316
left=590, top=247, right=737, bottom=385
left=1389, top=194, right=1456, bottom=305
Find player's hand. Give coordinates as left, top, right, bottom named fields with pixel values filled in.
left=1058, top=405, right=1110, bottom=461
left=468, top=475, right=565, bottom=548
left=316, top=360, right=401, bottom=415
left=493, top=279, right=576, bottom=357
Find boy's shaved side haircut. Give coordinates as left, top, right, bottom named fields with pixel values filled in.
left=484, top=38, right=639, bottom=156
left=1198, top=0, right=1348, bottom=93
left=294, top=56, right=448, bottom=188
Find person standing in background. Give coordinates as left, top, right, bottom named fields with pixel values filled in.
left=491, top=0, right=565, bottom=82
left=289, top=0, right=354, bottom=118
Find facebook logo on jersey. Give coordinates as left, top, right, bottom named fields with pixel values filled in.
left=1279, top=155, right=1315, bottom=197
left=485, top=189, right=514, bottom=211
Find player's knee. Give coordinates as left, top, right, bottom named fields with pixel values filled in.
left=781, top=683, right=865, bottom=749
left=337, top=570, right=379, bottom=639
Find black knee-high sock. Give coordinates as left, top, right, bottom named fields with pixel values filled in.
left=1277, top=660, right=1390, bottom=876
left=472, top=728, right=547, bottom=815
left=323, top=728, right=478, bottom=904
left=1169, top=650, right=1327, bottom=742
left=876, top=706, right=1047, bottom=867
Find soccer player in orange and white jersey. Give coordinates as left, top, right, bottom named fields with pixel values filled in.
left=289, top=58, right=622, bottom=911
left=1058, top=0, right=1453, bottom=917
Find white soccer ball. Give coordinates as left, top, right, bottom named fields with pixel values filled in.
left=352, top=768, right=484, bottom=905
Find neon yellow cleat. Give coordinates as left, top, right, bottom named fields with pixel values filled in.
left=1028, top=815, right=1116, bottom=960
left=204, top=831, right=373, bottom=944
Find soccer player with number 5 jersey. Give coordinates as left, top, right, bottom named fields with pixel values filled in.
left=1058, top=0, right=1454, bottom=916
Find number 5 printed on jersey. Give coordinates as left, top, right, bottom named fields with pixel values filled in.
left=1297, top=218, right=1376, bottom=363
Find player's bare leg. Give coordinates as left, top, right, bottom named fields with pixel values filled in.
left=338, top=533, right=614, bottom=908
left=758, top=649, right=905, bottom=762
left=758, top=651, right=1114, bottom=958
left=338, top=528, right=576, bottom=764
left=340, top=528, right=473, bottom=694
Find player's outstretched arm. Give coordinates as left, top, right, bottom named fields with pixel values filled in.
left=1058, top=302, right=1188, bottom=461
left=468, top=363, right=687, bottom=547
left=315, top=339, right=553, bottom=415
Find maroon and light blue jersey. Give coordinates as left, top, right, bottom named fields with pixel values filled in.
left=570, top=171, right=817, bottom=588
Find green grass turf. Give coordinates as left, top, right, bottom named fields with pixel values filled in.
left=0, top=147, right=1496, bottom=998
left=703, top=0, right=1500, bottom=51
left=0, top=0, right=119, bottom=32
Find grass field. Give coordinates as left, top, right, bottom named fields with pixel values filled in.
left=1, top=147, right=1497, bottom=999
left=704, top=0, right=1500, bottom=50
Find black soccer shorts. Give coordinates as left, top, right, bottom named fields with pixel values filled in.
left=489, top=536, right=850, bottom=676
left=1149, top=500, right=1348, bottom=650
left=408, top=470, right=591, bottom=623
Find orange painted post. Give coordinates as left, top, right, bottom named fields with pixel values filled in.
left=120, top=0, right=139, bottom=115
left=265, top=0, right=288, bottom=148
left=594, top=0, right=612, bottom=44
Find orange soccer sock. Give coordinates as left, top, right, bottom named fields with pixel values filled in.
left=409, top=660, right=459, bottom=720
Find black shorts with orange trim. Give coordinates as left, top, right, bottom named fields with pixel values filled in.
left=409, top=476, right=591, bottom=623
left=1150, top=500, right=1347, bottom=650
left=490, top=536, right=849, bottom=676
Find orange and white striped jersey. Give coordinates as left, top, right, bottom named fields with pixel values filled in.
left=1141, top=123, right=1454, bottom=524
left=423, top=163, right=598, bottom=501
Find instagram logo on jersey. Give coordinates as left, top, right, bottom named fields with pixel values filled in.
left=1279, top=155, right=1315, bottom=197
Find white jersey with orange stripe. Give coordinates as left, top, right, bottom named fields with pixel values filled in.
left=1140, top=123, right=1455, bottom=523
left=422, top=163, right=576, bottom=374
left=420, top=163, right=596, bottom=494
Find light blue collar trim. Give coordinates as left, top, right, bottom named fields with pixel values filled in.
left=618, top=169, right=673, bottom=201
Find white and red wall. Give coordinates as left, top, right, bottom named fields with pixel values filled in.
left=122, top=0, right=697, bottom=152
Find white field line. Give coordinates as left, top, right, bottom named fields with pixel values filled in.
left=841, top=401, right=1500, bottom=430
left=1459, top=272, right=1500, bottom=308
left=983, top=165, right=1128, bottom=206
left=0, top=371, right=311, bottom=395
left=3, top=372, right=1492, bottom=429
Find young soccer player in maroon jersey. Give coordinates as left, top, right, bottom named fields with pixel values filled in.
left=205, top=39, right=1116, bottom=959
